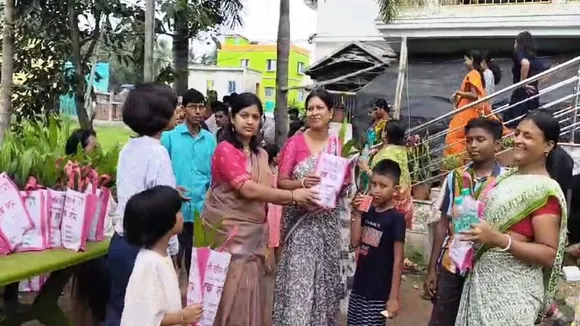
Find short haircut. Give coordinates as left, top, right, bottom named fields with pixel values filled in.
left=374, top=98, right=390, bottom=113
left=372, top=159, right=401, bottom=185
left=124, top=185, right=182, bottom=248
left=122, top=83, right=177, bottom=136
left=65, top=129, right=96, bottom=155
left=264, top=144, right=280, bottom=165
left=465, top=117, right=503, bottom=140
left=288, top=108, right=299, bottom=116
left=182, top=88, right=205, bottom=106
left=211, top=101, right=228, bottom=115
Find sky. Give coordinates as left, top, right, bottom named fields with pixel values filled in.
left=191, top=0, right=318, bottom=59
left=232, top=0, right=317, bottom=48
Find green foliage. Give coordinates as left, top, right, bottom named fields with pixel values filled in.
left=158, top=1, right=243, bottom=39
left=442, top=155, right=462, bottom=172
left=0, top=117, right=72, bottom=188
left=6, top=0, right=143, bottom=124
left=0, top=116, right=120, bottom=190
left=376, top=0, right=402, bottom=22
left=341, top=139, right=360, bottom=158
left=500, top=136, right=514, bottom=150
left=193, top=211, right=225, bottom=249
left=408, top=137, right=432, bottom=184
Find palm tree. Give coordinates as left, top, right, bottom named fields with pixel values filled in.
left=171, top=0, right=244, bottom=96
left=376, top=0, right=402, bottom=22
left=0, top=0, right=15, bottom=143
left=274, top=0, right=290, bottom=146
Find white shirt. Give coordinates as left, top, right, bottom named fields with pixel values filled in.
left=205, top=114, right=218, bottom=134
left=120, top=249, right=182, bottom=326
left=484, top=69, right=495, bottom=97
left=114, top=136, right=179, bottom=255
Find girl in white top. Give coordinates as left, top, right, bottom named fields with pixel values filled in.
left=483, top=53, right=502, bottom=100
left=106, top=84, right=184, bottom=326
left=121, top=186, right=203, bottom=326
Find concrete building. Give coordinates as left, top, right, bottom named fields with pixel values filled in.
left=217, top=34, right=311, bottom=113
left=308, top=0, right=580, bottom=58
left=187, top=66, right=262, bottom=101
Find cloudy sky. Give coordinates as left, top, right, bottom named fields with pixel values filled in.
left=191, top=0, right=317, bottom=59
left=232, top=0, right=317, bottom=48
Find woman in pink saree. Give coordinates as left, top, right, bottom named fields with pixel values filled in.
left=201, top=93, right=318, bottom=326
left=273, top=89, right=351, bottom=326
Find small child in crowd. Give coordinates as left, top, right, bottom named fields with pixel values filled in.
left=265, top=144, right=282, bottom=265
left=121, top=186, right=203, bottom=326
left=348, top=159, right=406, bottom=326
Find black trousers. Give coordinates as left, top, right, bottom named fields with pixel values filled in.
left=428, top=266, right=466, bottom=326
left=177, top=222, right=194, bottom=274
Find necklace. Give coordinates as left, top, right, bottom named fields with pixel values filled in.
left=243, top=146, right=251, bottom=155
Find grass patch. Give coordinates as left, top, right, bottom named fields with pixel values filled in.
left=405, top=244, right=427, bottom=269
left=67, top=119, right=133, bottom=149
left=94, top=124, right=133, bottom=149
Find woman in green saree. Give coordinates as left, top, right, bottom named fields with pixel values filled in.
left=456, top=111, right=567, bottom=326
left=359, top=120, right=413, bottom=227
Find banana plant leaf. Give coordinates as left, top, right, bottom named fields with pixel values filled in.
left=193, top=211, right=225, bottom=249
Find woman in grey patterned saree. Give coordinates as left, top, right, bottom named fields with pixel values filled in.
left=456, top=111, right=567, bottom=326
left=273, top=89, right=350, bottom=326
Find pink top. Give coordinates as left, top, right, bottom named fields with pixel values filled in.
left=212, top=142, right=252, bottom=190
left=278, top=133, right=351, bottom=181
left=267, top=171, right=282, bottom=247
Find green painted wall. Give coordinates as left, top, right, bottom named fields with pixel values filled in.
left=217, top=35, right=310, bottom=113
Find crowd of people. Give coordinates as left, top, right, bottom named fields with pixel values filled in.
left=81, top=85, right=409, bottom=326
left=47, top=29, right=578, bottom=326
left=445, top=31, right=548, bottom=158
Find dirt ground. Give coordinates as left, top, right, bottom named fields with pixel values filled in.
left=6, top=271, right=579, bottom=326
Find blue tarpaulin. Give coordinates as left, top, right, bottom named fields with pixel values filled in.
left=60, top=62, right=109, bottom=116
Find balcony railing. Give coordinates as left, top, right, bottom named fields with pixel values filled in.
left=440, top=0, right=550, bottom=5
left=402, top=56, right=580, bottom=186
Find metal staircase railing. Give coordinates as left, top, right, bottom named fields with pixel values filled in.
left=404, top=56, right=580, bottom=186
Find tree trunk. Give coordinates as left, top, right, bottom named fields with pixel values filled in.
left=173, top=17, right=189, bottom=96
left=274, top=0, right=290, bottom=147
left=0, top=0, right=14, bottom=143
left=68, top=1, right=91, bottom=130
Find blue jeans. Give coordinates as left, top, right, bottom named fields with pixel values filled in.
left=104, top=232, right=140, bottom=326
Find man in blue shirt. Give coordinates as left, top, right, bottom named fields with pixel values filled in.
left=161, top=88, right=217, bottom=274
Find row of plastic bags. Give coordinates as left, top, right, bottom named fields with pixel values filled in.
left=0, top=172, right=111, bottom=255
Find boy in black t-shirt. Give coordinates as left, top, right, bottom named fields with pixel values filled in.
left=348, top=159, right=406, bottom=326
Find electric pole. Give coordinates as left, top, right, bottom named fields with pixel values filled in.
left=143, top=0, right=155, bottom=82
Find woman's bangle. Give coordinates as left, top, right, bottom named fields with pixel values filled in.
left=180, top=309, right=185, bottom=325
left=290, top=190, right=295, bottom=205
left=498, top=234, right=512, bottom=252
left=300, top=178, right=306, bottom=188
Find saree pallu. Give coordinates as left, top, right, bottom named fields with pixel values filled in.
left=370, top=145, right=413, bottom=228
left=202, top=149, right=271, bottom=326
left=455, top=172, right=568, bottom=326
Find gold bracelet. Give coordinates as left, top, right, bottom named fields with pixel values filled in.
left=180, top=310, right=185, bottom=325
left=290, top=190, right=295, bottom=204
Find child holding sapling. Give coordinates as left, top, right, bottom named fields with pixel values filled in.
left=348, top=159, right=405, bottom=325
left=121, top=186, right=203, bottom=326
